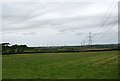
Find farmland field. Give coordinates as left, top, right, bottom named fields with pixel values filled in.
left=2, top=51, right=118, bottom=79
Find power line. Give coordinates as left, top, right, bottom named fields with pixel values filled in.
left=92, top=1, right=118, bottom=44
left=80, top=0, right=117, bottom=45
left=96, top=20, right=117, bottom=43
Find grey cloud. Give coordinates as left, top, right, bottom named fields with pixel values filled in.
left=2, top=2, right=99, bottom=31
left=57, top=15, right=117, bottom=33
left=22, top=32, right=36, bottom=35
left=2, top=1, right=118, bottom=45
left=3, top=14, right=117, bottom=37
left=2, top=3, right=50, bottom=24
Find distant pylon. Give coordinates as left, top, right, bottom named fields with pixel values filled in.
left=81, top=42, right=82, bottom=46
left=88, top=32, right=92, bottom=45
left=83, top=41, right=85, bottom=46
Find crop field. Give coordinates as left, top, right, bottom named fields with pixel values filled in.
left=2, top=51, right=118, bottom=79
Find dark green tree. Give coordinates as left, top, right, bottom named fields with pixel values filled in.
left=1, top=43, right=10, bottom=54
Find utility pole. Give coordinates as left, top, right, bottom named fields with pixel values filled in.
left=88, top=32, right=92, bottom=46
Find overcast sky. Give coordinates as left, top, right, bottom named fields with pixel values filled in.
left=0, top=0, right=119, bottom=46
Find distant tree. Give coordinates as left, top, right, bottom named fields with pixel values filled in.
left=11, top=44, right=28, bottom=53
left=1, top=43, right=29, bottom=54
left=18, top=45, right=28, bottom=53
left=11, top=44, right=18, bottom=53
left=2, top=43, right=10, bottom=54
left=2, top=43, right=10, bottom=47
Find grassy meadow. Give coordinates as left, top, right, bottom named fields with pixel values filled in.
left=0, top=55, right=2, bottom=80
left=2, top=51, right=118, bottom=79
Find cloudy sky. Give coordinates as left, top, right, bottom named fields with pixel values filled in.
left=0, top=0, right=119, bottom=46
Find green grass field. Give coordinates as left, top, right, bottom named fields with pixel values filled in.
left=2, top=51, right=118, bottom=79
left=0, top=55, right=2, bottom=80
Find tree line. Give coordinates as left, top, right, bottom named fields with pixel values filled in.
left=1, top=43, right=119, bottom=55
left=1, top=43, right=28, bottom=54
